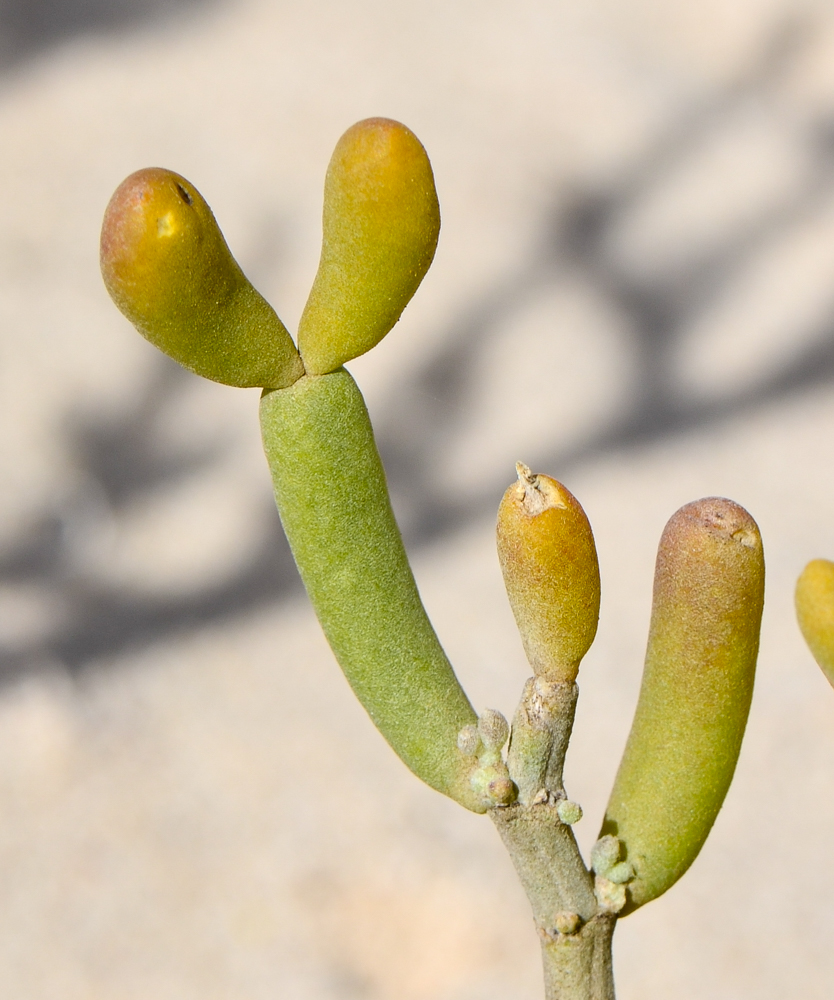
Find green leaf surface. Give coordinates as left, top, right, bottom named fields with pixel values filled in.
left=602, top=498, right=764, bottom=913
left=260, top=369, right=484, bottom=810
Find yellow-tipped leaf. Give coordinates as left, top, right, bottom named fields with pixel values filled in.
left=298, top=118, right=441, bottom=374
left=496, top=463, right=600, bottom=683
left=602, top=498, right=764, bottom=913
left=796, top=558, right=834, bottom=686
left=101, top=168, right=303, bottom=388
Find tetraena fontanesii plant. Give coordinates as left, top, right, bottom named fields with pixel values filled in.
left=100, top=117, right=767, bottom=1000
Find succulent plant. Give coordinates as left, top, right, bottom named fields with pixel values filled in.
left=101, top=117, right=767, bottom=1000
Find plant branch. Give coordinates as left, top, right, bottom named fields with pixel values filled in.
left=491, top=677, right=616, bottom=1000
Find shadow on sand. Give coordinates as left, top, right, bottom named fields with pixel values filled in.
left=0, top=18, right=831, bottom=680
left=0, top=0, right=216, bottom=68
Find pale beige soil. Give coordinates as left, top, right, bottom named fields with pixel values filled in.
left=0, top=2, right=832, bottom=997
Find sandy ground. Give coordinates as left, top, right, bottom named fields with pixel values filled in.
left=0, top=1, right=833, bottom=997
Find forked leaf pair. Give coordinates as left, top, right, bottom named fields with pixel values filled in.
left=101, top=117, right=440, bottom=386
left=102, top=118, right=488, bottom=810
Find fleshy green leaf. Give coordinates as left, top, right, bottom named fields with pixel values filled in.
left=602, top=498, right=764, bottom=913
left=260, top=368, right=487, bottom=811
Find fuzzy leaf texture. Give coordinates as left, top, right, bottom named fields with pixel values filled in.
left=496, top=464, right=600, bottom=682
left=101, top=168, right=303, bottom=388
left=796, top=558, right=834, bottom=686
left=297, top=118, right=441, bottom=374
left=601, top=498, right=764, bottom=914
left=260, top=369, right=487, bottom=812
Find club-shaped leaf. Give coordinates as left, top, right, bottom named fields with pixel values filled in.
left=601, top=498, right=764, bottom=913
left=101, top=168, right=303, bottom=388
left=496, top=463, right=600, bottom=683
left=260, top=369, right=492, bottom=812
left=297, top=118, right=441, bottom=374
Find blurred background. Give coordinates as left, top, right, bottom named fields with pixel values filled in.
left=0, top=0, right=832, bottom=997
